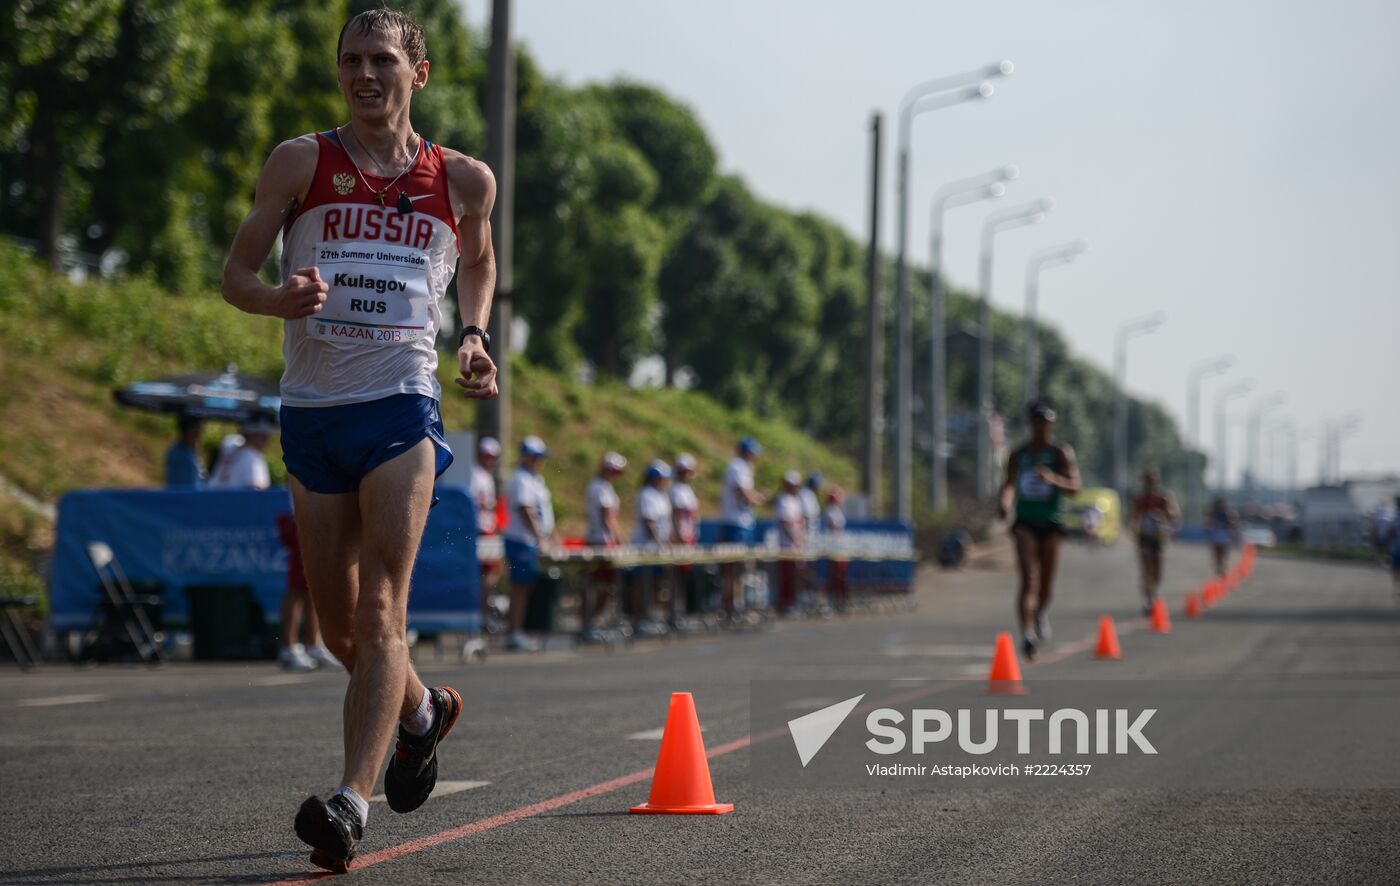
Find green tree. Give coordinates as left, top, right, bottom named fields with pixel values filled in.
left=0, top=0, right=213, bottom=268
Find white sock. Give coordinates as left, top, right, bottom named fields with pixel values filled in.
left=332, top=785, right=369, bottom=828
left=402, top=688, right=435, bottom=736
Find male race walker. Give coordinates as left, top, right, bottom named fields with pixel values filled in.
left=221, top=9, right=498, bottom=871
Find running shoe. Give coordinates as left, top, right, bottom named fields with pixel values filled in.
left=279, top=644, right=316, bottom=673
left=306, top=644, right=343, bottom=670
left=503, top=631, right=541, bottom=652
left=1034, top=612, right=1052, bottom=644
left=383, top=686, right=463, bottom=814
left=576, top=626, right=609, bottom=645
left=294, top=793, right=363, bottom=873
left=1022, top=632, right=1038, bottom=661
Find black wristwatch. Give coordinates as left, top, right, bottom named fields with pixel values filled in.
left=458, top=325, right=491, bottom=353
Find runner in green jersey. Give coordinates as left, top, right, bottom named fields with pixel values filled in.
left=997, top=401, right=1082, bottom=659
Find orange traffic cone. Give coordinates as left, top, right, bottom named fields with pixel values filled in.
left=1093, top=615, right=1122, bottom=660
left=987, top=631, right=1026, bottom=695
left=1150, top=597, right=1171, bottom=633
left=630, top=692, right=734, bottom=814
left=1184, top=592, right=1202, bottom=619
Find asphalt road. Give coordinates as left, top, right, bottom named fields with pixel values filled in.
left=2, top=541, right=1398, bottom=885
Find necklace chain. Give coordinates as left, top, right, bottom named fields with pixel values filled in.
left=339, top=124, right=421, bottom=206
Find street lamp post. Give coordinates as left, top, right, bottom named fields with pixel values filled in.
left=1214, top=379, right=1254, bottom=494
left=1266, top=419, right=1296, bottom=499
left=1113, top=313, right=1166, bottom=496
left=1324, top=413, right=1363, bottom=483
left=1246, top=393, right=1287, bottom=502
left=891, top=62, right=1011, bottom=522
left=1187, top=356, right=1233, bottom=450
left=976, top=199, right=1052, bottom=498
left=928, top=165, right=1018, bottom=513
left=1185, top=355, right=1232, bottom=523
left=1023, top=240, right=1087, bottom=405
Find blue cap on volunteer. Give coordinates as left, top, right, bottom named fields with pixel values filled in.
left=807, top=472, right=823, bottom=490
left=738, top=436, right=762, bottom=456
left=644, top=460, right=673, bottom=482
left=520, top=435, right=549, bottom=457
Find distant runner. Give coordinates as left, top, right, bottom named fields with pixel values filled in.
left=998, top=401, right=1081, bottom=659
left=1204, top=495, right=1237, bottom=578
left=1130, top=470, right=1179, bottom=614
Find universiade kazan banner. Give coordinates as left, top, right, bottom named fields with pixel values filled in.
left=50, top=487, right=479, bottom=634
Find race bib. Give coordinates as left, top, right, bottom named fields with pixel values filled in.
left=309, top=242, right=431, bottom=347
left=1017, top=467, right=1053, bottom=501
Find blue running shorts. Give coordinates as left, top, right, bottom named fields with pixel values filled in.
left=718, top=522, right=754, bottom=545
left=504, top=538, right=540, bottom=587
left=280, top=394, right=453, bottom=495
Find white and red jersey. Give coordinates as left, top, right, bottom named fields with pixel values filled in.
left=279, top=130, right=460, bottom=407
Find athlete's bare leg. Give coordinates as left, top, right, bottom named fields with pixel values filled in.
left=1012, top=526, right=1039, bottom=636
left=1036, top=532, right=1062, bottom=618
left=290, top=439, right=434, bottom=798
left=280, top=586, right=309, bottom=651
left=290, top=484, right=360, bottom=666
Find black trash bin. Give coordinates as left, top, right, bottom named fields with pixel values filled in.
left=185, top=585, right=274, bottom=660
left=523, top=567, right=562, bottom=634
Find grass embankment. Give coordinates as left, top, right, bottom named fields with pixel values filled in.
left=0, top=244, right=858, bottom=602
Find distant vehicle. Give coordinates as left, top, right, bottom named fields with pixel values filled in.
left=1241, top=524, right=1277, bottom=548
left=1064, top=488, right=1121, bottom=545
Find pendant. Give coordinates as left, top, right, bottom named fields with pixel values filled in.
left=396, top=191, right=414, bottom=215
left=374, top=191, right=387, bottom=206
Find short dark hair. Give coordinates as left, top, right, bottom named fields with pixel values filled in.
left=338, top=8, right=427, bottom=66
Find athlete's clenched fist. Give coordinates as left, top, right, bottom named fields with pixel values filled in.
left=272, top=267, right=330, bottom=319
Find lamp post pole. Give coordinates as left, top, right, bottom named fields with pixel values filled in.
left=891, top=65, right=1010, bottom=521
left=1246, top=393, right=1287, bottom=502
left=1113, top=313, right=1165, bottom=497
left=1186, top=355, right=1232, bottom=522
left=928, top=165, right=1017, bottom=512
left=1215, top=380, right=1254, bottom=494
left=1022, top=240, right=1086, bottom=405
left=976, top=199, right=1052, bottom=498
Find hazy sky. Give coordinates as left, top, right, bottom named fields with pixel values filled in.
left=465, top=0, right=1398, bottom=484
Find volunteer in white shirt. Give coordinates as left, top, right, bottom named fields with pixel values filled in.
left=471, top=436, right=503, bottom=625
left=471, top=436, right=501, bottom=536
left=669, top=453, right=700, bottom=546
left=775, top=470, right=807, bottom=551
left=720, top=437, right=766, bottom=542
left=634, top=461, right=674, bottom=547
left=720, top=437, right=766, bottom=616
left=585, top=453, right=627, bottom=545
left=208, top=419, right=275, bottom=490
left=774, top=469, right=807, bottom=614
left=503, top=436, right=554, bottom=652
left=579, top=452, right=627, bottom=643
left=798, top=472, right=823, bottom=537
left=669, top=453, right=702, bottom=628
left=627, top=461, right=673, bottom=638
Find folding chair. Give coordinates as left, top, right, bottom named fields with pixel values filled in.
left=84, top=541, right=166, bottom=665
left=0, top=596, right=42, bottom=670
